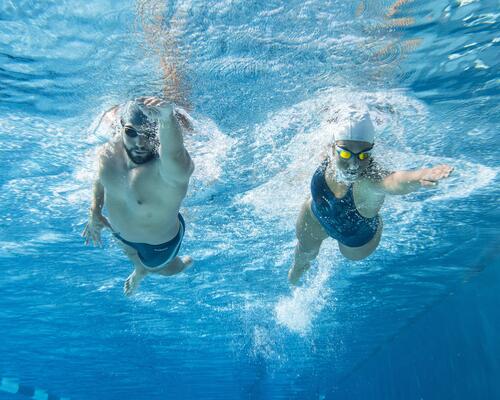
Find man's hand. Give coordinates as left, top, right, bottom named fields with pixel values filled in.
left=418, top=164, right=454, bottom=187
left=82, top=211, right=111, bottom=247
left=136, top=97, right=173, bottom=122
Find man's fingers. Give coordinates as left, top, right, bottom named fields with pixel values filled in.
left=137, top=102, right=149, bottom=113
left=143, top=98, right=160, bottom=107
left=137, top=98, right=171, bottom=121
left=143, top=97, right=164, bottom=107
left=100, top=216, right=111, bottom=228
left=139, top=104, right=160, bottom=119
left=137, top=102, right=153, bottom=113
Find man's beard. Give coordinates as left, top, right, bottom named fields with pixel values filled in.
left=124, top=146, right=158, bottom=165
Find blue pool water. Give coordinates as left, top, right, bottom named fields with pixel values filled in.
left=1, top=1, right=499, bottom=399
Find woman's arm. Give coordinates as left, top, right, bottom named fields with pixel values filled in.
left=377, top=164, right=454, bottom=195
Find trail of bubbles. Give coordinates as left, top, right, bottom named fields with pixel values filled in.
left=275, top=262, right=332, bottom=335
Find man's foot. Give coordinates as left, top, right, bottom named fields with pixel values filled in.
left=288, top=263, right=310, bottom=285
left=180, top=255, right=194, bottom=270
left=123, top=270, right=146, bottom=296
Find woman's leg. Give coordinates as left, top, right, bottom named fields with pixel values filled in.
left=289, top=198, right=329, bottom=284
left=338, top=217, right=384, bottom=260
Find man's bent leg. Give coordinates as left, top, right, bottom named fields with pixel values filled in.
left=124, top=261, right=148, bottom=296
left=153, top=256, right=193, bottom=277
left=120, top=243, right=149, bottom=296
left=289, top=199, right=329, bottom=285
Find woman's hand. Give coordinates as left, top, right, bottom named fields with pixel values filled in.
left=418, top=164, right=454, bottom=187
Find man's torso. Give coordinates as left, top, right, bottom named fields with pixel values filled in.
left=100, top=139, right=189, bottom=244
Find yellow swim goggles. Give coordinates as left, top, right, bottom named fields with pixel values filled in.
left=335, top=145, right=372, bottom=161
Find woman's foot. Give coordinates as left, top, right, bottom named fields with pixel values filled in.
left=288, top=262, right=310, bottom=285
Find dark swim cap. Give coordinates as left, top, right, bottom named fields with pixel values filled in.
left=120, top=100, right=158, bottom=132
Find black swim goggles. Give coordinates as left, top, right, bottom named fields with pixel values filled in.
left=122, top=124, right=158, bottom=139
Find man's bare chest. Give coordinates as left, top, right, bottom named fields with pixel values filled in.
left=103, top=163, right=169, bottom=206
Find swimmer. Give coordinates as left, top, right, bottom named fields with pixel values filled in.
left=288, top=111, right=453, bottom=284
left=82, top=97, right=194, bottom=296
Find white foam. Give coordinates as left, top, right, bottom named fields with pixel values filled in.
left=458, top=0, right=477, bottom=6
left=35, top=231, right=67, bottom=243
left=187, top=114, right=234, bottom=190
left=96, top=278, right=122, bottom=292
left=275, top=262, right=332, bottom=335
left=428, top=161, right=497, bottom=202
left=0, top=241, right=32, bottom=257
left=250, top=325, right=281, bottom=360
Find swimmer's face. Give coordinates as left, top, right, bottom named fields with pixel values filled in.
left=333, top=140, right=373, bottom=181
left=121, top=123, right=159, bottom=164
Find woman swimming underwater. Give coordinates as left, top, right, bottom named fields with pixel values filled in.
left=288, top=111, right=453, bottom=284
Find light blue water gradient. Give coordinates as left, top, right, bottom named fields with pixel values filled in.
left=0, top=1, right=499, bottom=399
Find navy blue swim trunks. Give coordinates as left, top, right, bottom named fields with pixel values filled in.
left=113, top=214, right=185, bottom=269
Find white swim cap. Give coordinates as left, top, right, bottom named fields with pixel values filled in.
left=334, top=111, right=375, bottom=144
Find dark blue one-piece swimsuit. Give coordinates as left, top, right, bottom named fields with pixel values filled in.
left=310, top=161, right=379, bottom=247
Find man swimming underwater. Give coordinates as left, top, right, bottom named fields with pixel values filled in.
left=288, top=111, right=453, bottom=284
left=82, top=97, right=194, bottom=295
